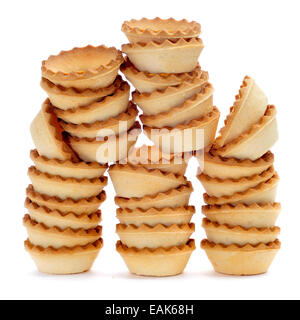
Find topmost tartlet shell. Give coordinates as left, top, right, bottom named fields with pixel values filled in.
left=42, top=45, right=123, bottom=90
left=122, top=18, right=201, bottom=43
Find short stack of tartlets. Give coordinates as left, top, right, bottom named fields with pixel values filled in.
left=121, top=18, right=220, bottom=154
left=109, top=145, right=195, bottom=277
left=24, top=45, right=140, bottom=275
left=198, top=76, right=281, bottom=276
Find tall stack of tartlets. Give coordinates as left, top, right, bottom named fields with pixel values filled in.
left=198, top=76, right=281, bottom=276
left=121, top=18, right=220, bottom=154
left=109, top=145, right=195, bottom=277
left=24, top=45, right=140, bottom=275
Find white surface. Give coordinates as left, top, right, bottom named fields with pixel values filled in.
left=0, top=0, right=298, bottom=300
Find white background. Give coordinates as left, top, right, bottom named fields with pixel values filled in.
left=0, top=0, right=298, bottom=300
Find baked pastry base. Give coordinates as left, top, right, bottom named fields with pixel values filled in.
left=30, top=149, right=107, bottom=179
left=122, top=18, right=201, bottom=43
left=116, top=223, right=195, bottom=249
left=109, top=163, right=186, bottom=198
left=117, top=206, right=195, bottom=227
left=144, top=108, right=220, bottom=153
left=26, top=185, right=106, bottom=215
left=201, top=240, right=280, bottom=276
left=202, top=203, right=281, bottom=229
left=202, top=218, right=280, bottom=246
left=54, top=79, right=129, bottom=125
left=200, top=151, right=274, bottom=179
left=121, top=58, right=203, bottom=93
left=25, top=239, right=103, bottom=275
left=42, top=45, right=123, bottom=89
left=25, top=198, right=101, bottom=230
left=122, top=38, right=204, bottom=74
left=117, top=239, right=195, bottom=277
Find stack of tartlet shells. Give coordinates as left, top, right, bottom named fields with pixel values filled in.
left=121, top=18, right=220, bottom=154
left=108, top=17, right=220, bottom=277
left=198, top=76, right=281, bottom=276
left=109, top=145, right=195, bottom=277
left=24, top=45, right=140, bottom=275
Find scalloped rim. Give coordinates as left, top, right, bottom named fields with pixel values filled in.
left=41, top=75, right=123, bottom=97
left=122, top=38, right=203, bottom=52
left=212, top=105, right=277, bottom=155
left=204, top=174, right=279, bottom=204
left=109, top=162, right=187, bottom=183
left=115, top=181, right=193, bottom=207
left=117, top=223, right=195, bottom=233
left=127, top=144, right=190, bottom=164
left=140, top=83, right=214, bottom=125
left=121, top=58, right=203, bottom=83
left=23, top=214, right=102, bottom=237
left=40, top=99, right=79, bottom=161
left=203, top=150, right=274, bottom=168
left=117, top=206, right=195, bottom=217
left=25, top=198, right=102, bottom=223
left=68, top=121, right=141, bottom=145
left=30, top=149, right=107, bottom=171
left=117, top=239, right=196, bottom=255
left=25, top=239, right=103, bottom=255
left=42, top=45, right=123, bottom=81
left=202, top=203, right=281, bottom=214
left=54, top=79, right=129, bottom=117
left=202, top=218, right=280, bottom=234
left=122, top=18, right=201, bottom=40
left=28, top=166, right=108, bottom=186
left=144, top=107, right=220, bottom=131
left=201, top=239, right=281, bottom=252
left=214, top=76, right=266, bottom=147
left=60, top=102, right=138, bottom=133
left=26, top=185, right=106, bottom=206
left=198, top=166, right=274, bottom=184
left=133, top=74, right=210, bottom=102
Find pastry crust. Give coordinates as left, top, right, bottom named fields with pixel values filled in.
left=25, top=239, right=102, bottom=275
left=122, top=18, right=201, bottom=43
left=25, top=198, right=102, bottom=230
left=204, top=174, right=279, bottom=205
left=115, top=182, right=193, bottom=210
left=117, top=239, right=195, bottom=277
left=127, top=145, right=191, bottom=175
left=201, top=239, right=280, bottom=276
left=117, top=206, right=195, bottom=227
left=144, top=108, right=220, bottom=153
left=30, top=99, right=78, bottom=161
left=41, top=76, right=123, bottom=110
left=109, top=163, right=187, bottom=198
left=198, top=166, right=275, bottom=197
left=23, top=215, right=102, bottom=249
left=202, top=203, right=281, bottom=229
left=30, top=149, right=107, bottom=179
left=109, top=163, right=186, bottom=198
left=134, top=77, right=210, bottom=116
left=42, top=45, right=123, bottom=89
left=212, top=106, right=278, bottom=161
left=60, top=103, right=138, bottom=139
left=121, top=58, right=203, bottom=93
left=26, top=185, right=106, bottom=215
left=68, top=123, right=141, bottom=163
left=116, top=223, right=195, bottom=249
left=122, top=38, right=204, bottom=74
left=202, top=218, right=280, bottom=246
left=200, top=151, right=274, bottom=179
left=54, top=81, right=130, bottom=125
left=140, top=85, right=214, bottom=128
left=214, top=76, right=268, bottom=147
left=28, top=166, right=107, bottom=201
